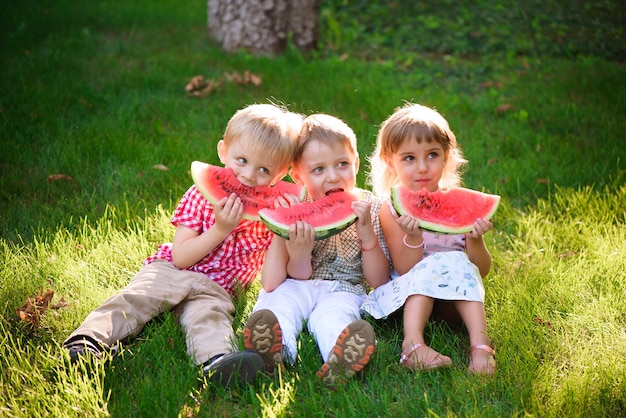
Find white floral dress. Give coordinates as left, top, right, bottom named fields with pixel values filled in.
left=361, top=232, right=485, bottom=320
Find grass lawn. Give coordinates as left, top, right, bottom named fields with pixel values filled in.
left=1, top=0, right=625, bottom=416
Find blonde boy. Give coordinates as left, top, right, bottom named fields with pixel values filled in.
left=243, top=113, right=390, bottom=384
left=64, top=104, right=303, bottom=386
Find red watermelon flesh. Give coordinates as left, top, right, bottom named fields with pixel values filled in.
left=191, top=161, right=304, bottom=221
left=258, top=191, right=359, bottom=240
left=391, top=186, right=500, bottom=234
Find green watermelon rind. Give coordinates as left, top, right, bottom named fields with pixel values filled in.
left=391, top=186, right=501, bottom=235
left=191, top=161, right=305, bottom=221
left=258, top=192, right=359, bottom=241
left=260, top=212, right=357, bottom=241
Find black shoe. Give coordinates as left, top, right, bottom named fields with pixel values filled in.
left=64, top=335, right=117, bottom=363
left=202, top=351, right=264, bottom=387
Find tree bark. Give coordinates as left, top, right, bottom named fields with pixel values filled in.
left=288, top=0, right=320, bottom=55
left=207, top=0, right=320, bottom=56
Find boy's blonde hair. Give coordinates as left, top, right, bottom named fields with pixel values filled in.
left=368, top=103, right=467, bottom=196
left=293, top=113, right=359, bottom=166
left=223, top=103, right=304, bottom=173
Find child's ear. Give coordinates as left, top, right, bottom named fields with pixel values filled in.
left=217, top=140, right=227, bottom=164
left=383, top=156, right=396, bottom=175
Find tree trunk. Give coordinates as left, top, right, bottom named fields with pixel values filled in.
left=207, top=0, right=319, bottom=56
left=288, top=0, right=320, bottom=55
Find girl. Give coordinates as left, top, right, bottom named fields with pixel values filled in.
left=362, top=103, right=496, bottom=375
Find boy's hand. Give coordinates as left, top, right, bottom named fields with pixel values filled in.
left=466, top=218, right=493, bottom=239
left=285, top=220, right=315, bottom=256
left=213, top=193, right=243, bottom=233
left=352, top=201, right=377, bottom=247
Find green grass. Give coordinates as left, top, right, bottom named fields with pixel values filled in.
left=1, top=0, right=625, bottom=416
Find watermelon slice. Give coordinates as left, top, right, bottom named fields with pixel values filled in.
left=258, top=191, right=359, bottom=240
left=391, top=186, right=500, bottom=234
left=190, top=161, right=304, bottom=221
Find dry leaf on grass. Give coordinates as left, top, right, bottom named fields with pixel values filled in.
left=224, top=70, right=262, bottom=86
left=494, top=104, right=514, bottom=113
left=185, top=70, right=261, bottom=98
left=16, top=287, right=69, bottom=328
left=185, top=75, right=207, bottom=92
left=480, top=81, right=503, bottom=89
left=48, top=174, right=75, bottom=183
left=185, top=75, right=221, bottom=98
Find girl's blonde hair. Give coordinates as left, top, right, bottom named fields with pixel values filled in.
left=368, top=103, right=467, bottom=196
left=223, top=103, right=304, bottom=173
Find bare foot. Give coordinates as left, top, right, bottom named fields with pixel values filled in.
left=468, top=345, right=496, bottom=375
left=400, top=342, right=453, bottom=371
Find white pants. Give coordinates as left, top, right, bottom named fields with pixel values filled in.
left=253, top=279, right=365, bottom=363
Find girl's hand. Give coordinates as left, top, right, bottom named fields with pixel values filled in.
left=352, top=201, right=377, bottom=249
left=213, top=193, right=243, bottom=233
left=285, top=220, right=315, bottom=256
left=467, top=218, right=494, bottom=239
left=396, top=214, right=423, bottom=239
left=273, top=192, right=302, bottom=209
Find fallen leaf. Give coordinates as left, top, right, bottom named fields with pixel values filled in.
left=535, top=178, right=549, bottom=184
left=239, top=70, right=262, bottom=86
left=225, top=70, right=262, bottom=86
left=16, top=287, right=69, bottom=328
left=48, top=174, right=74, bottom=183
left=185, top=75, right=207, bottom=92
left=488, top=158, right=498, bottom=165
left=359, top=108, right=370, bottom=122
left=248, top=72, right=262, bottom=86
left=224, top=71, right=241, bottom=84
left=188, top=78, right=220, bottom=98
left=534, top=317, right=553, bottom=328
left=480, top=81, right=503, bottom=89
left=557, top=251, right=578, bottom=258
left=494, top=104, right=514, bottom=113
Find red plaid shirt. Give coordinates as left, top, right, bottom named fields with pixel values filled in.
left=144, top=185, right=273, bottom=296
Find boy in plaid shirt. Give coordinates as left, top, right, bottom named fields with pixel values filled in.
left=64, top=104, right=303, bottom=386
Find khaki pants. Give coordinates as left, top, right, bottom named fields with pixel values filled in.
left=65, top=259, right=237, bottom=365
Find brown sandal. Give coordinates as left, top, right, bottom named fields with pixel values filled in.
left=400, top=343, right=453, bottom=371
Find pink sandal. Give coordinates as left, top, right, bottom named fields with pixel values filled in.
left=400, top=343, right=453, bottom=371
left=468, top=344, right=496, bottom=375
